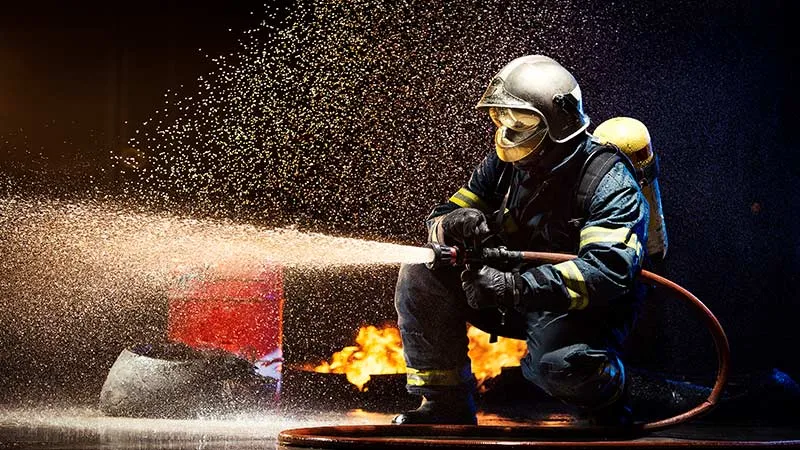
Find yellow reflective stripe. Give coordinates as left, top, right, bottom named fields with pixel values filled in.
left=554, top=261, right=589, bottom=310
left=456, top=188, right=486, bottom=207
left=450, top=195, right=471, bottom=208
left=580, top=226, right=643, bottom=256
left=406, top=368, right=464, bottom=387
left=448, top=188, right=488, bottom=211
left=450, top=191, right=476, bottom=208
left=580, top=226, right=630, bottom=247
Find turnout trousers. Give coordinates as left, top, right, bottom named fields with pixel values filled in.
left=395, top=263, right=634, bottom=409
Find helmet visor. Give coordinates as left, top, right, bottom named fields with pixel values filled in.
left=489, top=107, right=542, bottom=131
left=494, top=127, right=547, bottom=163
left=488, top=108, right=548, bottom=162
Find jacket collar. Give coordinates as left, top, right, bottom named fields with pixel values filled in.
left=514, top=132, right=591, bottom=178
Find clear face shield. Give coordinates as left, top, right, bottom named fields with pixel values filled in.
left=489, top=107, right=548, bottom=163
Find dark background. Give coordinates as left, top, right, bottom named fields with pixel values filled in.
left=0, top=0, right=277, bottom=182
left=0, top=0, right=798, bottom=407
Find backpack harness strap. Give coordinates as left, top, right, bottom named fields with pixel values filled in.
left=572, top=143, right=638, bottom=225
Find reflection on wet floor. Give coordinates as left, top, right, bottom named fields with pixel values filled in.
left=0, top=405, right=371, bottom=449
left=1, top=405, right=799, bottom=450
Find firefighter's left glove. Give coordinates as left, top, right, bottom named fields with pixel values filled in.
left=439, top=208, right=491, bottom=246
left=460, top=266, right=522, bottom=310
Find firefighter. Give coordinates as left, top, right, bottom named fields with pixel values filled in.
left=393, top=55, right=650, bottom=426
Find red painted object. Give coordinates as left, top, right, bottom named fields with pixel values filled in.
left=167, top=263, right=284, bottom=381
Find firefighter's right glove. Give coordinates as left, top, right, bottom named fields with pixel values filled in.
left=440, top=208, right=490, bottom=246
left=460, top=266, right=521, bottom=310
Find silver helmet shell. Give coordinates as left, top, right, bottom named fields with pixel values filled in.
left=476, top=55, right=590, bottom=143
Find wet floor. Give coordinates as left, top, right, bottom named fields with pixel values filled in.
left=1, top=405, right=799, bottom=450
left=0, top=405, right=383, bottom=449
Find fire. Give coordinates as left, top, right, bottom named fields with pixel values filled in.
left=311, top=324, right=527, bottom=391
left=311, top=324, right=406, bottom=390
left=466, top=325, right=528, bottom=390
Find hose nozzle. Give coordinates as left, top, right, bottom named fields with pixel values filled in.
left=424, top=242, right=524, bottom=269
left=424, top=242, right=460, bottom=269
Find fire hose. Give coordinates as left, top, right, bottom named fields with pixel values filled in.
left=426, top=242, right=731, bottom=432
left=278, top=243, right=732, bottom=448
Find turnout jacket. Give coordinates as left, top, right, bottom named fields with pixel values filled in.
left=427, top=135, right=650, bottom=313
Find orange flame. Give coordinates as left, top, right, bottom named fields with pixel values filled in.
left=466, top=325, right=527, bottom=391
left=311, top=324, right=406, bottom=390
left=311, top=324, right=526, bottom=391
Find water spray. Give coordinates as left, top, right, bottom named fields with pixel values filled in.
left=0, top=198, right=433, bottom=387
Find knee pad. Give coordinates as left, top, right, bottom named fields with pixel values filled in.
left=537, top=344, right=625, bottom=409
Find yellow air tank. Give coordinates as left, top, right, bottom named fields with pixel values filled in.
left=594, top=117, right=668, bottom=261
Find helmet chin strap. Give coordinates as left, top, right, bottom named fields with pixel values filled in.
left=512, top=136, right=555, bottom=169
left=515, top=133, right=587, bottom=175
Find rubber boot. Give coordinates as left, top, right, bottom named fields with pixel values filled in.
left=580, top=375, right=633, bottom=429
left=391, top=391, right=478, bottom=425
left=584, top=398, right=633, bottom=428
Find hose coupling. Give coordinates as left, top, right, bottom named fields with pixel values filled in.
left=424, top=243, right=460, bottom=269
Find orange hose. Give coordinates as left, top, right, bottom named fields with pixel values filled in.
left=519, top=251, right=731, bottom=432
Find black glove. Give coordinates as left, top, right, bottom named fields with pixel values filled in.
left=440, top=208, right=490, bottom=246
left=460, top=266, right=522, bottom=310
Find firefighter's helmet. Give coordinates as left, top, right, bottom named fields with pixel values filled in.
left=476, top=55, right=590, bottom=162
